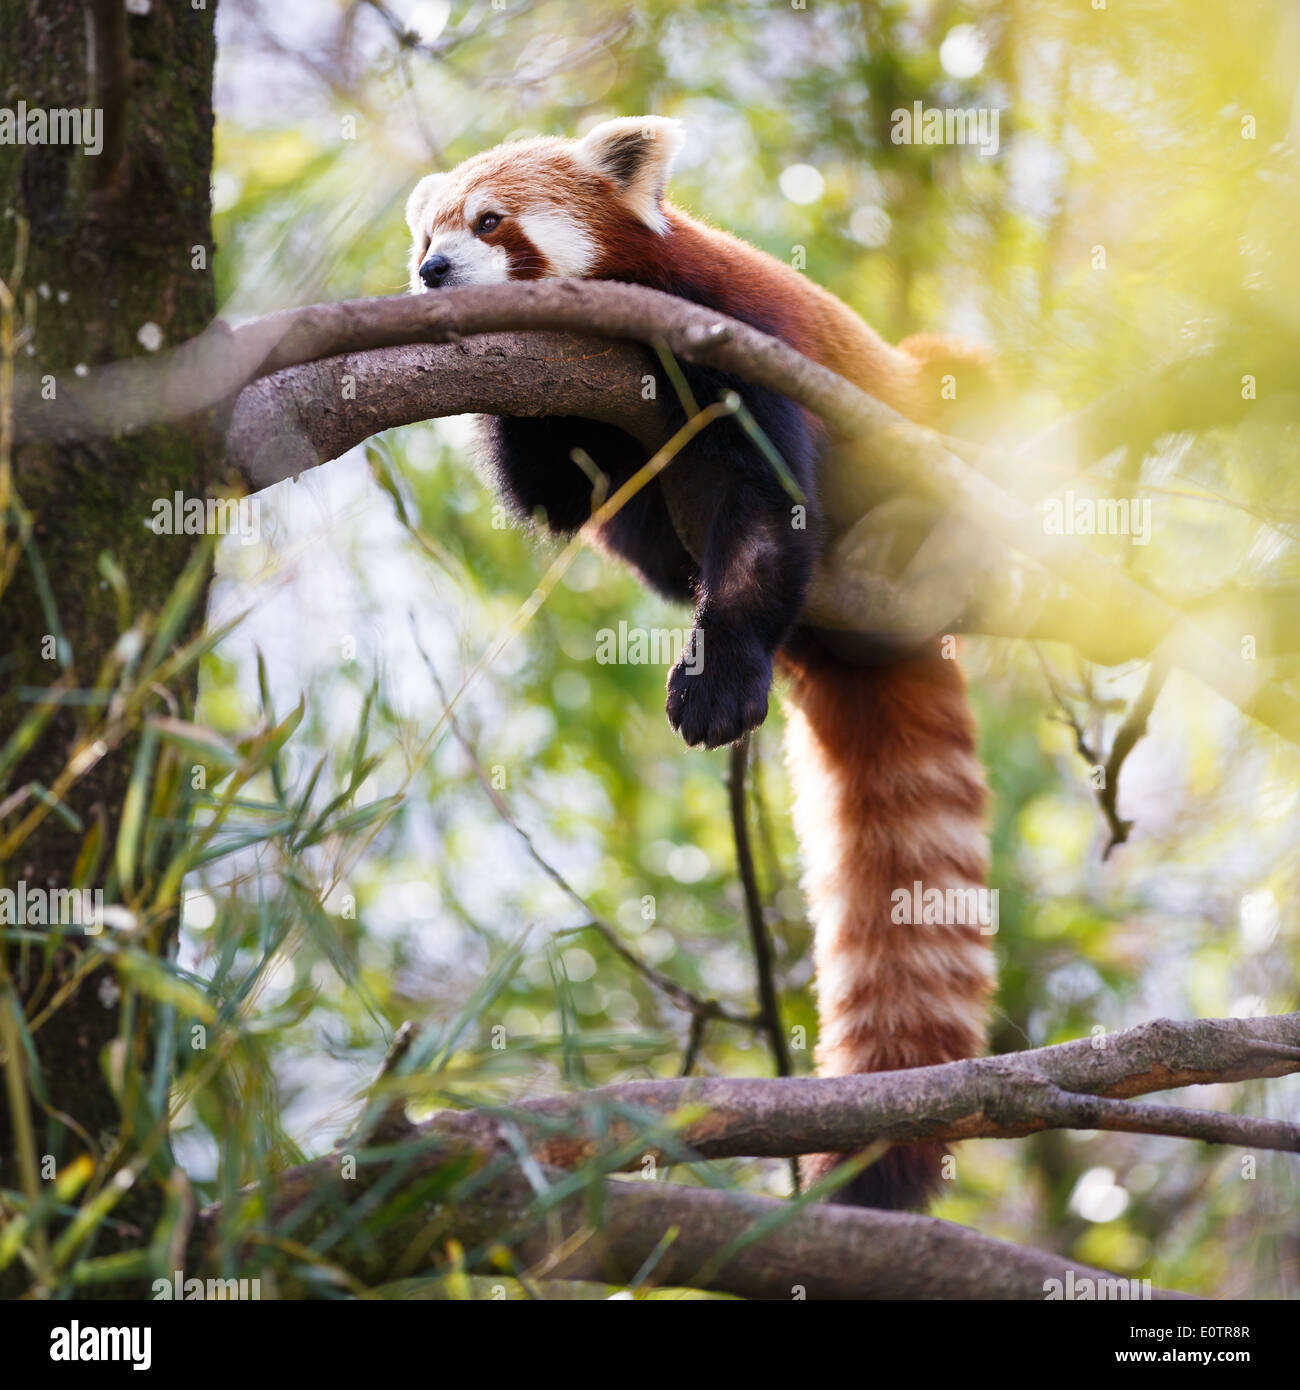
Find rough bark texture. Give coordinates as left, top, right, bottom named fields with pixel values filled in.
left=477, top=1011, right=1300, bottom=1166
left=17, top=281, right=1300, bottom=695
left=227, top=334, right=667, bottom=491
left=0, top=0, right=220, bottom=1276
left=190, top=1106, right=1190, bottom=1301
left=177, top=1011, right=1291, bottom=1298
left=222, top=331, right=1300, bottom=665
left=201, top=286, right=1300, bottom=740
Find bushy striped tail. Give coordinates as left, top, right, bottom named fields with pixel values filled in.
left=779, top=634, right=995, bottom=1209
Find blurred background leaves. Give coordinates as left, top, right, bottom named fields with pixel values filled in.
left=10, top=0, right=1297, bottom=1298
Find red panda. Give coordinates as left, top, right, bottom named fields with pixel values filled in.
left=405, top=117, right=995, bottom=1209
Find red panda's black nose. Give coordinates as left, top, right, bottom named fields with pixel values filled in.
left=419, top=254, right=451, bottom=288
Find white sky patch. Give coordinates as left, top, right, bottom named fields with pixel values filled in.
left=1069, top=1167, right=1130, bottom=1224
left=99, top=905, right=139, bottom=934
left=404, top=0, right=450, bottom=44
left=561, top=947, right=597, bottom=982
left=184, top=889, right=217, bottom=930
left=939, top=24, right=988, bottom=79
left=1229, top=994, right=1270, bottom=1018
left=666, top=843, right=710, bottom=883
left=394, top=880, right=439, bottom=919
left=849, top=205, right=891, bottom=247
left=212, top=170, right=242, bottom=215
left=779, top=163, right=824, bottom=205
left=1239, top=890, right=1279, bottom=953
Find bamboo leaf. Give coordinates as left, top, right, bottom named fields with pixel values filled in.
left=115, top=724, right=159, bottom=894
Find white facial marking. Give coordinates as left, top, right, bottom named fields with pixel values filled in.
left=405, top=172, right=449, bottom=238
left=516, top=211, right=597, bottom=277
left=464, top=188, right=503, bottom=226
left=410, top=228, right=509, bottom=291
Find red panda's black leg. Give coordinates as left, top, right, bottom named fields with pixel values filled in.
left=666, top=496, right=815, bottom=748
left=480, top=415, right=619, bottom=535
left=479, top=415, right=697, bottom=602
left=657, top=362, right=820, bottom=748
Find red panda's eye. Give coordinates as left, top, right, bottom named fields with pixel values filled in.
left=477, top=213, right=501, bottom=234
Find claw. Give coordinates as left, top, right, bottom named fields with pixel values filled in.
left=666, top=632, right=771, bottom=748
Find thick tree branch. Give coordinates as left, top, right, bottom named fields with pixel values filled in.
left=223, top=286, right=1300, bottom=747
left=246, top=1010, right=1291, bottom=1299
left=187, top=1006, right=1293, bottom=1298
left=439, top=1011, right=1300, bottom=1168
left=194, top=1107, right=1190, bottom=1300
left=504, top=1179, right=1186, bottom=1299
left=16, top=283, right=1300, bottom=744
left=227, top=340, right=1300, bottom=669
left=227, top=333, right=667, bottom=491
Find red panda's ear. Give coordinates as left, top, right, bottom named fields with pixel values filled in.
left=405, top=172, right=449, bottom=236
left=575, top=116, right=685, bottom=234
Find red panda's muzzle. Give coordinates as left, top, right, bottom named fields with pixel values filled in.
left=418, top=253, right=452, bottom=288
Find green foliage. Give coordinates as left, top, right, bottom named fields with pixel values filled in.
left=2, top=0, right=1298, bottom=1299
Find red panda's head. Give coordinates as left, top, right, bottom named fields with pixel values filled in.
left=405, top=116, right=685, bottom=292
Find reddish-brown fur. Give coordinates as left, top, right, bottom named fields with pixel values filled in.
left=490, top=221, right=547, bottom=279
left=409, top=126, right=998, bottom=1208
left=592, top=203, right=937, bottom=412
left=780, top=637, right=993, bottom=1207
left=609, top=208, right=999, bottom=1208
left=413, top=140, right=957, bottom=413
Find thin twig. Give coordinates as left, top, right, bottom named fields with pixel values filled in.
left=1099, top=658, right=1168, bottom=858
left=680, top=1014, right=707, bottom=1078
left=1026, top=1084, right=1300, bottom=1152
left=416, top=637, right=760, bottom=1032
left=1035, top=645, right=1165, bottom=856
left=727, top=736, right=790, bottom=1078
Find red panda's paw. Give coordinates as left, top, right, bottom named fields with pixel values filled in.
left=666, top=630, right=771, bottom=749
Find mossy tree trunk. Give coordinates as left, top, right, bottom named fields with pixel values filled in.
left=0, top=0, right=220, bottom=1287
